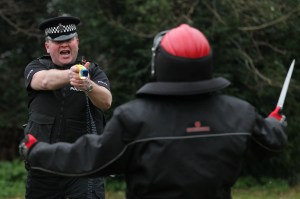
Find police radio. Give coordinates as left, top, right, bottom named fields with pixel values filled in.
left=76, top=64, right=88, bottom=79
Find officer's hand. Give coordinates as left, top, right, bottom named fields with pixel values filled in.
left=69, top=62, right=91, bottom=91
left=19, top=134, right=38, bottom=161
left=269, top=106, right=287, bottom=126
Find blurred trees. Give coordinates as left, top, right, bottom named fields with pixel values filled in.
left=0, top=0, right=299, bottom=183
left=0, top=0, right=46, bottom=128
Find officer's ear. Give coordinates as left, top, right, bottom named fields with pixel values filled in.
left=45, top=40, right=50, bottom=53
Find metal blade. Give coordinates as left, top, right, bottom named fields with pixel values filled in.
left=277, top=59, right=295, bottom=108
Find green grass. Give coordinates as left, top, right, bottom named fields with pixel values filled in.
left=1, top=159, right=300, bottom=199
left=0, top=159, right=26, bottom=198
left=232, top=176, right=300, bottom=199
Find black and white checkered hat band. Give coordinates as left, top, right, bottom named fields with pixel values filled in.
left=45, top=24, right=76, bottom=35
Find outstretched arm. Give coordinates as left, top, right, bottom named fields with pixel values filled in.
left=21, top=110, right=128, bottom=177
left=30, top=69, right=70, bottom=90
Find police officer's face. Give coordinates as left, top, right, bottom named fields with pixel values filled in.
left=45, top=37, right=79, bottom=66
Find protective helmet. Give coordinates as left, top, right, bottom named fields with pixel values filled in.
left=137, top=24, right=230, bottom=96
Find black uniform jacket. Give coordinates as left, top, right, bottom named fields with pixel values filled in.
left=24, top=56, right=110, bottom=143
left=28, top=93, right=287, bottom=199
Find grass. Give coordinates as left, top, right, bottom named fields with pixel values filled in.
left=0, top=160, right=26, bottom=198
left=232, top=176, right=300, bottom=199
left=1, top=159, right=300, bottom=199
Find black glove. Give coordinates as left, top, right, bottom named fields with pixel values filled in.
left=19, top=134, right=38, bottom=160
left=269, top=106, right=287, bottom=126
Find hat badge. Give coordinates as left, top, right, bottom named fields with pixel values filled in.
left=57, top=23, right=65, bottom=33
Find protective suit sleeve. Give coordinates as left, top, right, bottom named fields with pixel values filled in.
left=250, top=113, right=288, bottom=159
left=27, top=107, right=130, bottom=177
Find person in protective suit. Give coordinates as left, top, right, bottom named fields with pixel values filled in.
left=22, top=14, right=112, bottom=199
left=20, top=24, right=287, bottom=199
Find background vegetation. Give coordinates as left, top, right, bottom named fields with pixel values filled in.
left=0, top=0, right=300, bottom=195
left=1, top=160, right=300, bottom=199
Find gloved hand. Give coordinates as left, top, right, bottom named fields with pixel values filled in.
left=269, top=106, right=287, bottom=126
left=19, top=134, right=38, bottom=160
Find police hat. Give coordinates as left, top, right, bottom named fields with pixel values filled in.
left=39, top=16, right=80, bottom=41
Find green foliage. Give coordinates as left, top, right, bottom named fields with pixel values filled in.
left=0, top=159, right=26, bottom=197
left=0, top=0, right=47, bottom=128
left=0, top=50, right=28, bottom=128
left=106, top=175, right=126, bottom=192
left=1, top=160, right=300, bottom=199
left=232, top=176, right=300, bottom=199
left=234, top=176, right=289, bottom=190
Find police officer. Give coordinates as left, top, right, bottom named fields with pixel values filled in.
left=20, top=24, right=287, bottom=199
left=23, top=14, right=112, bottom=199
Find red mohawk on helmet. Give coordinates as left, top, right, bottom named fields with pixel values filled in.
left=160, top=24, right=211, bottom=59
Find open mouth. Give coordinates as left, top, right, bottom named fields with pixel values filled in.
left=60, top=50, right=70, bottom=55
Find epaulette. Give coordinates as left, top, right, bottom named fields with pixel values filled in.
left=37, top=55, right=54, bottom=69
